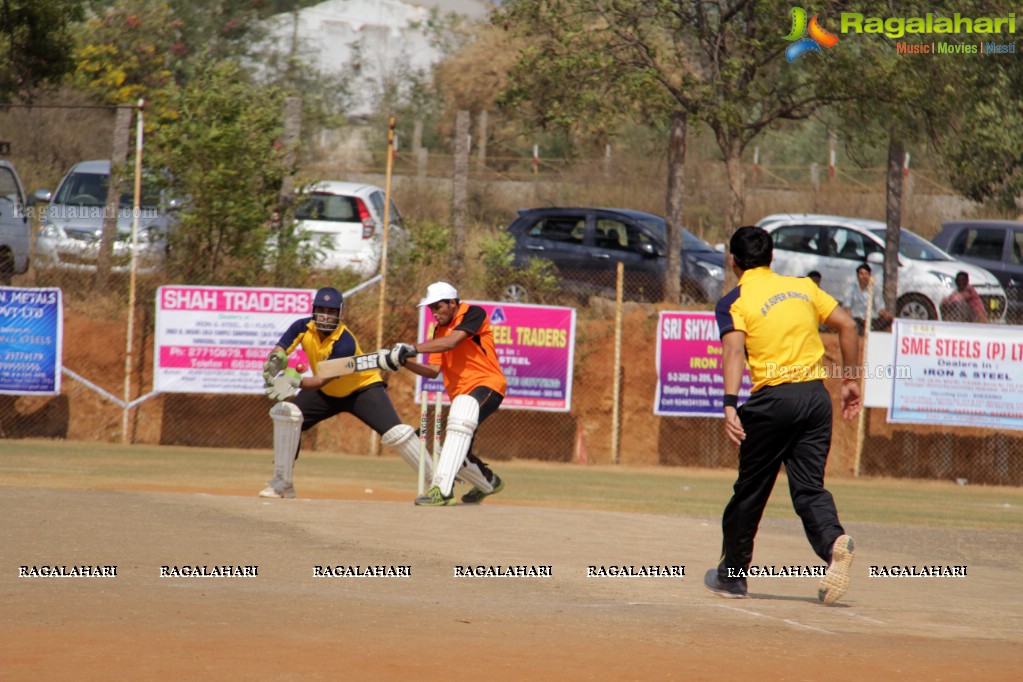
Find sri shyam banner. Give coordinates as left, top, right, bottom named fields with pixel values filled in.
left=889, top=319, right=1023, bottom=430
left=0, top=287, right=62, bottom=395
left=654, top=311, right=752, bottom=418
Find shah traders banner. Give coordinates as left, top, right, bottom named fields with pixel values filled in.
left=655, top=311, right=752, bottom=417
left=155, top=286, right=314, bottom=394
left=415, top=301, right=575, bottom=411
left=890, top=319, right=1023, bottom=430
left=0, top=287, right=62, bottom=395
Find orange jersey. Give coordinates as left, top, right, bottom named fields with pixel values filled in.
left=427, top=302, right=507, bottom=397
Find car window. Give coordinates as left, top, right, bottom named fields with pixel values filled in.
left=828, top=227, right=876, bottom=260
left=296, top=193, right=358, bottom=221
left=368, top=191, right=385, bottom=219
left=1013, top=230, right=1023, bottom=265
left=950, top=227, right=1005, bottom=261
left=595, top=219, right=631, bottom=250
left=53, top=170, right=159, bottom=209
left=772, top=225, right=821, bottom=254
left=0, top=167, right=23, bottom=212
left=528, top=217, right=585, bottom=244
left=54, top=172, right=107, bottom=207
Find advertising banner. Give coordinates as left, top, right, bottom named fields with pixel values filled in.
left=0, top=287, right=62, bottom=395
left=655, top=311, right=752, bottom=417
left=155, top=286, right=313, bottom=394
left=416, top=301, right=575, bottom=411
left=889, top=319, right=1023, bottom=430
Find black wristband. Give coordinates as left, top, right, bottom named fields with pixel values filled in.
left=723, top=394, right=739, bottom=409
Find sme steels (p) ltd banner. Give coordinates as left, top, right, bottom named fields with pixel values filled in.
left=0, top=287, right=62, bottom=395
left=155, top=286, right=314, bottom=394
left=655, top=311, right=752, bottom=417
left=889, top=319, right=1023, bottom=430
left=415, top=301, right=576, bottom=411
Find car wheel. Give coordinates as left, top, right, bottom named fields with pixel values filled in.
left=503, top=283, right=529, bottom=303
left=897, top=294, right=937, bottom=320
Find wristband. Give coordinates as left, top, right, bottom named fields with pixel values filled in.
left=842, top=377, right=857, bottom=383
left=723, top=394, right=739, bottom=409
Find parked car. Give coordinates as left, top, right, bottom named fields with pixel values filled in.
left=504, top=207, right=724, bottom=303
left=33, top=160, right=174, bottom=274
left=931, top=220, right=1023, bottom=324
left=0, top=159, right=31, bottom=284
left=755, top=213, right=1007, bottom=321
left=292, top=181, right=403, bottom=275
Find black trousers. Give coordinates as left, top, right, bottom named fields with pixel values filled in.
left=718, top=380, right=844, bottom=578
left=463, top=386, right=504, bottom=478
left=290, top=382, right=402, bottom=461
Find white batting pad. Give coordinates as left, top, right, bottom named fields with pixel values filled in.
left=432, top=395, right=479, bottom=496
left=457, top=460, right=494, bottom=494
left=382, top=424, right=433, bottom=478
left=270, top=401, right=303, bottom=484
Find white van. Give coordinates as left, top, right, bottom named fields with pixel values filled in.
left=294, top=181, right=403, bottom=275
left=756, top=213, right=1007, bottom=321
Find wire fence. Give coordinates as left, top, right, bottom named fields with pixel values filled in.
left=3, top=266, right=1021, bottom=488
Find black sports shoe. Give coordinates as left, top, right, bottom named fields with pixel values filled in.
left=461, top=474, right=505, bottom=504
left=704, top=568, right=748, bottom=598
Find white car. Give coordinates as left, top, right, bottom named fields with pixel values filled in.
left=294, top=181, right=403, bottom=275
left=755, top=213, right=1007, bottom=321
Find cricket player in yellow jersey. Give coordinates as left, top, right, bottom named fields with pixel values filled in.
left=259, top=286, right=429, bottom=498
left=705, top=226, right=861, bottom=605
left=385, top=282, right=506, bottom=506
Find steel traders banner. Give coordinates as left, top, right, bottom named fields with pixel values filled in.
left=0, top=287, right=62, bottom=395
left=889, top=319, right=1023, bottom=430
left=416, top=301, right=575, bottom=411
left=655, top=311, right=752, bottom=417
left=155, top=286, right=313, bottom=394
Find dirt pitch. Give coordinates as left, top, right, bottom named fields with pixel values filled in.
left=2, top=464, right=1022, bottom=681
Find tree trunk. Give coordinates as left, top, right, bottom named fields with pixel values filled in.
left=451, top=110, right=470, bottom=281
left=722, top=136, right=745, bottom=290
left=96, top=105, right=132, bottom=288
left=664, top=111, right=686, bottom=304
left=884, top=135, right=904, bottom=315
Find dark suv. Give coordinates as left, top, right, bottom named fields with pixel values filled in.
left=932, top=220, right=1023, bottom=323
left=504, top=207, right=724, bottom=304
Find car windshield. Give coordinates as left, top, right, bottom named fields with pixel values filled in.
left=54, top=171, right=159, bottom=209
left=633, top=214, right=714, bottom=252
left=868, top=228, right=952, bottom=261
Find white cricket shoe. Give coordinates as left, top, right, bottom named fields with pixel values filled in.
left=258, top=477, right=295, bottom=499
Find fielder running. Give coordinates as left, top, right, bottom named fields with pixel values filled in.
left=381, top=281, right=506, bottom=506
left=259, top=286, right=431, bottom=498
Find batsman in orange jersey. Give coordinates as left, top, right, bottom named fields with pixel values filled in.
left=382, top=281, right=506, bottom=506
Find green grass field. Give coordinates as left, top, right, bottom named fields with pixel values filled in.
left=2, top=439, right=1021, bottom=532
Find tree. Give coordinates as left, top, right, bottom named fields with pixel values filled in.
left=495, top=0, right=843, bottom=300
left=0, top=0, right=85, bottom=100
left=818, top=1, right=1014, bottom=316
left=72, top=0, right=178, bottom=109
left=942, top=58, right=1023, bottom=213
left=149, top=59, right=291, bottom=285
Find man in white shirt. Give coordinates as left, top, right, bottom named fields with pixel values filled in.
left=843, top=263, right=891, bottom=334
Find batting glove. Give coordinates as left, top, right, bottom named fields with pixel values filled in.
left=262, top=349, right=288, bottom=385
left=265, top=368, right=301, bottom=401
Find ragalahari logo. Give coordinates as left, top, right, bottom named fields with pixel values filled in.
left=784, top=7, right=839, bottom=62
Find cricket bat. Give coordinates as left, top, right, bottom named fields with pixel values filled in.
left=315, top=352, right=381, bottom=379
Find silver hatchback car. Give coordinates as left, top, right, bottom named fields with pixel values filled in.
left=34, top=160, right=173, bottom=274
